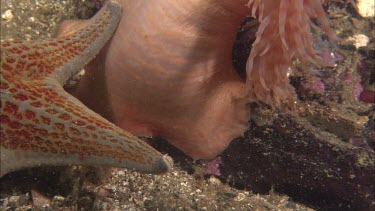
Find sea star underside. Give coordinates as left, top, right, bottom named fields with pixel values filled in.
left=0, top=1, right=173, bottom=177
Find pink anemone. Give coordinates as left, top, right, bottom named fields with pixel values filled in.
left=62, top=0, right=335, bottom=159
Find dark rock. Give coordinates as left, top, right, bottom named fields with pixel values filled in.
left=220, top=113, right=374, bottom=210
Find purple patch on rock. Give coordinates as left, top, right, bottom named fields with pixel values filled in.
left=203, top=156, right=223, bottom=176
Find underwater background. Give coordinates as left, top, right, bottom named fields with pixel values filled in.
left=1, top=0, right=374, bottom=210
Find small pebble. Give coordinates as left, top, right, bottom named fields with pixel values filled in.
left=9, top=195, right=28, bottom=208
left=207, top=176, right=222, bottom=186
left=234, top=193, right=246, bottom=202
left=52, top=195, right=66, bottom=206
left=31, top=189, right=51, bottom=207
left=357, top=0, right=375, bottom=17
left=1, top=9, right=14, bottom=20
left=352, top=34, right=370, bottom=49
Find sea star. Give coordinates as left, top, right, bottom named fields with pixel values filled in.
left=0, top=1, right=173, bottom=177
left=69, top=0, right=334, bottom=159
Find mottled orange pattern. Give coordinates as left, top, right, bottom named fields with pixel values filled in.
left=0, top=1, right=173, bottom=177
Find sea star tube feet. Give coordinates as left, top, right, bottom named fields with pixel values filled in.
left=0, top=1, right=173, bottom=177
left=70, top=0, right=334, bottom=159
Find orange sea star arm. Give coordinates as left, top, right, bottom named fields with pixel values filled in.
left=0, top=1, right=173, bottom=177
